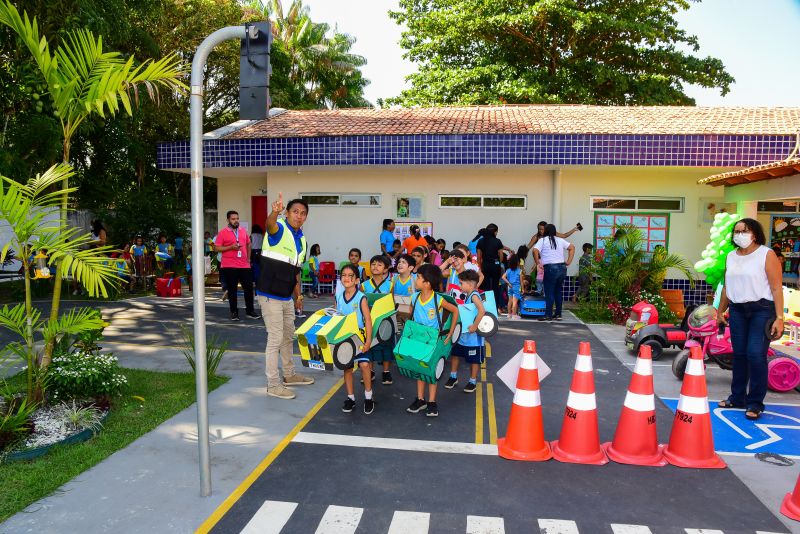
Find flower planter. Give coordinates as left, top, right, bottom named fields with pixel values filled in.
left=660, top=289, right=686, bottom=318
left=4, top=410, right=109, bottom=463
left=205, top=272, right=220, bottom=286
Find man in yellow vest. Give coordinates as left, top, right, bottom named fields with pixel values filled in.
left=257, top=193, right=315, bottom=399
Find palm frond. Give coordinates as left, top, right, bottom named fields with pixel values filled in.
left=0, top=303, right=39, bottom=338
left=41, top=307, right=107, bottom=345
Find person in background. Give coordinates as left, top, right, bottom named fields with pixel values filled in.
left=574, top=243, right=594, bottom=301
left=410, top=246, right=427, bottom=274
left=91, top=220, right=107, bottom=248
left=380, top=219, right=398, bottom=259
left=338, top=264, right=374, bottom=414
left=501, top=254, right=523, bottom=320
left=533, top=224, right=575, bottom=321
left=155, top=234, right=174, bottom=271
left=476, top=223, right=514, bottom=309
left=348, top=248, right=366, bottom=281
left=402, top=225, right=428, bottom=254
left=527, top=220, right=581, bottom=250
left=308, top=243, right=321, bottom=298
left=445, top=269, right=486, bottom=393
left=517, top=245, right=530, bottom=293
left=716, top=218, right=783, bottom=421
left=215, top=210, right=259, bottom=322
left=174, top=233, right=184, bottom=264
left=390, top=239, right=402, bottom=271
left=424, top=235, right=442, bottom=266
left=204, top=231, right=214, bottom=256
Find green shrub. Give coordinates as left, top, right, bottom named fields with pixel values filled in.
left=46, top=352, right=127, bottom=401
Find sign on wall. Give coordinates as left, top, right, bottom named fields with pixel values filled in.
left=594, top=212, right=669, bottom=252
left=393, top=222, right=433, bottom=241
left=394, top=194, right=424, bottom=219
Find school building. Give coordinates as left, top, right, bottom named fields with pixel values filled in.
left=157, top=105, right=800, bottom=302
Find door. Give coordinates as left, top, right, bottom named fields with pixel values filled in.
left=251, top=196, right=268, bottom=231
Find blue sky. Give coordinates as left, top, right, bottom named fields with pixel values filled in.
left=301, top=0, right=800, bottom=107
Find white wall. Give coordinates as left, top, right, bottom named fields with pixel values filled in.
left=214, top=165, right=729, bottom=278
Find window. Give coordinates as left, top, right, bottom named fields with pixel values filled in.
left=594, top=213, right=670, bottom=253
left=301, top=194, right=381, bottom=207
left=439, top=195, right=527, bottom=209
left=758, top=200, right=800, bottom=212
left=590, top=196, right=683, bottom=212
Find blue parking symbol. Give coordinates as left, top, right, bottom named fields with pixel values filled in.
left=661, top=399, right=800, bottom=457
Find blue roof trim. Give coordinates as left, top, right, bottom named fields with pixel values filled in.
left=156, top=133, right=796, bottom=170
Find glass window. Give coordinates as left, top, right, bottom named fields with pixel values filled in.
left=301, top=194, right=381, bottom=207
left=440, top=196, right=481, bottom=207
left=483, top=196, right=526, bottom=208
left=638, top=198, right=682, bottom=211
left=592, top=198, right=636, bottom=210
left=302, top=195, right=338, bottom=205
left=340, top=194, right=381, bottom=206
left=758, top=201, right=799, bottom=212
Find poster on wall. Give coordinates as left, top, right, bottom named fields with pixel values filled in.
left=769, top=214, right=800, bottom=277
left=699, top=197, right=736, bottom=225
left=594, top=213, right=669, bottom=253
left=394, top=194, right=424, bottom=219
left=393, top=222, right=433, bottom=241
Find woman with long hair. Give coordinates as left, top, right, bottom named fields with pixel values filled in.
left=532, top=224, right=575, bottom=321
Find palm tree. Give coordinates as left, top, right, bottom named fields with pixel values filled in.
left=0, top=164, right=117, bottom=400
left=0, top=0, right=186, bottom=367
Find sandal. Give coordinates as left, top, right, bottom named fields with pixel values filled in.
left=745, top=408, right=764, bottom=420
left=717, top=400, right=743, bottom=408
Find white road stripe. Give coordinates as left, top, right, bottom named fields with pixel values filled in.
left=466, top=515, right=505, bottom=533
left=685, top=529, right=724, bottom=534
left=538, top=518, right=579, bottom=533
left=611, top=525, right=653, bottom=534
left=314, top=505, right=363, bottom=534
left=387, top=511, right=430, bottom=534
left=294, top=432, right=498, bottom=455
left=239, top=500, right=297, bottom=534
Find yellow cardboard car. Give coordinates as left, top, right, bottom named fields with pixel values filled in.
left=297, top=293, right=397, bottom=371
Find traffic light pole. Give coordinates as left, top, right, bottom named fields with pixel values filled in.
left=190, top=24, right=258, bottom=497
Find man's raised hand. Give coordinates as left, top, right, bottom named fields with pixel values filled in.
left=271, top=192, right=284, bottom=214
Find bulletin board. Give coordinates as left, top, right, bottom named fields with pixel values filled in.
left=594, top=212, right=670, bottom=252
left=393, top=222, right=434, bottom=241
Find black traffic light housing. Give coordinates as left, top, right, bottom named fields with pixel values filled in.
left=239, top=21, right=272, bottom=120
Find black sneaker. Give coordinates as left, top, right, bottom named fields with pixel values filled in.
left=463, top=381, right=477, bottom=393
left=231, top=311, right=240, bottom=321
left=554, top=315, right=563, bottom=321
left=342, top=398, right=356, bottom=413
left=426, top=402, right=439, bottom=417
left=364, top=398, right=375, bottom=415
left=444, top=376, right=458, bottom=389
left=382, top=372, right=393, bottom=385
left=246, top=311, right=262, bottom=319
left=407, top=398, right=427, bottom=413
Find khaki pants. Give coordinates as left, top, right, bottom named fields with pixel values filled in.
left=259, top=295, right=297, bottom=387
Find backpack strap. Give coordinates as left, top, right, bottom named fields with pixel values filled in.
left=434, top=293, right=443, bottom=332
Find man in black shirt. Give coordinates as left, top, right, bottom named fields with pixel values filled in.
left=476, top=223, right=513, bottom=309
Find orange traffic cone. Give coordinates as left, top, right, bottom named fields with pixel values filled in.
left=551, top=342, right=608, bottom=465
left=781, top=472, right=800, bottom=521
left=602, top=344, right=666, bottom=466
left=497, top=340, right=552, bottom=461
left=663, top=345, right=726, bottom=469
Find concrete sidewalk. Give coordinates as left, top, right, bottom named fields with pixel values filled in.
left=0, top=345, right=340, bottom=534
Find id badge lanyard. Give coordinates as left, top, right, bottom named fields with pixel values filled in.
left=233, top=227, right=242, bottom=258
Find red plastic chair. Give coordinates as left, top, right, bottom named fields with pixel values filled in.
left=318, top=261, right=336, bottom=293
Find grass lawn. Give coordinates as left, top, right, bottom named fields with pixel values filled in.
left=0, top=368, right=228, bottom=522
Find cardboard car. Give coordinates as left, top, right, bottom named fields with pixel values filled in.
left=393, top=293, right=461, bottom=384
left=447, top=284, right=499, bottom=337
left=297, top=293, right=397, bottom=371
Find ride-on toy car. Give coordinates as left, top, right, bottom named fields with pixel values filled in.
left=296, top=293, right=397, bottom=371
left=625, top=300, right=694, bottom=360
left=671, top=304, right=800, bottom=392
left=394, top=293, right=461, bottom=383
left=446, top=283, right=499, bottom=337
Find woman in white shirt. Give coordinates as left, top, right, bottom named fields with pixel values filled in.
left=716, top=218, right=783, bottom=421
left=533, top=224, right=575, bottom=321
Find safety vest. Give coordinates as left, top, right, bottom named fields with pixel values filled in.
left=257, top=219, right=307, bottom=298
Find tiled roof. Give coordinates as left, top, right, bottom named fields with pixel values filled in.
left=700, top=157, right=800, bottom=186
left=225, top=105, right=800, bottom=139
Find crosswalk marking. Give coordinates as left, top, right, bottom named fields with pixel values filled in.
left=239, top=500, right=297, bottom=534
left=611, top=525, right=653, bottom=534
left=685, top=530, right=724, bottom=534
left=314, top=505, right=363, bottom=534
left=294, top=431, right=498, bottom=455
left=538, top=518, right=580, bottom=534
left=387, top=511, right=430, bottom=534
left=467, top=515, right=505, bottom=533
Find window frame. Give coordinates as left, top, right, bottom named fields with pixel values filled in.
left=589, top=195, right=684, bottom=213
left=300, top=193, right=382, bottom=207
left=438, top=194, right=527, bottom=209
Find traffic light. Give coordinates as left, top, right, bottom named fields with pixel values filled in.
left=240, top=21, right=272, bottom=120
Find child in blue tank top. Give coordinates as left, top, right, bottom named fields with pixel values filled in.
left=405, top=264, right=459, bottom=418
left=501, top=254, right=522, bottom=320
left=445, top=269, right=486, bottom=393
left=361, top=255, right=395, bottom=384
left=337, top=264, right=374, bottom=415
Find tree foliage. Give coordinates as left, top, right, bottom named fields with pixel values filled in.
left=388, top=0, right=734, bottom=106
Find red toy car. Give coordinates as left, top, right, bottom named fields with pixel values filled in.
left=625, top=301, right=694, bottom=360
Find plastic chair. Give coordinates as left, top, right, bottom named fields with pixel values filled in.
left=318, top=261, right=337, bottom=293
left=359, top=260, right=372, bottom=278
left=300, top=261, right=313, bottom=292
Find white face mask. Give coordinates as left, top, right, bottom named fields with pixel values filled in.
left=733, top=232, right=753, bottom=248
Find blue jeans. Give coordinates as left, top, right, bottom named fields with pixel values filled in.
left=310, top=271, right=319, bottom=293
left=727, top=299, right=774, bottom=411
left=543, top=263, right=567, bottom=318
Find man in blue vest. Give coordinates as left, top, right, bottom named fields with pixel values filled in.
left=257, top=193, right=315, bottom=399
